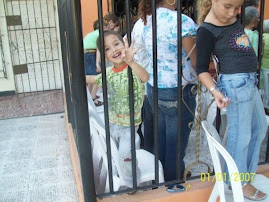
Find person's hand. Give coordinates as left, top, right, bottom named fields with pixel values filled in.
left=96, top=63, right=101, bottom=73
left=121, top=38, right=139, bottom=65
left=212, top=89, right=230, bottom=109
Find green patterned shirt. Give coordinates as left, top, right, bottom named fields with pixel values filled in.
left=96, top=65, right=145, bottom=126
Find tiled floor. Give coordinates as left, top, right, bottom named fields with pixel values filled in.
left=0, top=113, right=78, bottom=202
left=0, top=90, right=78, bottom=201
left=0, top=90, right=64, bottom=120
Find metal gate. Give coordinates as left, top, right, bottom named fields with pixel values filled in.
left=2, top=0, right=62, bottom=93
left=0, top=28, right=7, bottom=79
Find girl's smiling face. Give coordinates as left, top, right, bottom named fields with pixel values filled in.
left=211, top=0, right=244, bottom=25
left=104, top=34, right=125, bottom=68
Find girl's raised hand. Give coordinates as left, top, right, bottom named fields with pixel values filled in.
left=212, top=90, right=230, bottom=109
left=121, top=38, right=139, bottom=65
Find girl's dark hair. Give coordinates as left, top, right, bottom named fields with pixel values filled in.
left=96, top=30, right=124, bottom=50
left=137, top=0, right=163, bottom=25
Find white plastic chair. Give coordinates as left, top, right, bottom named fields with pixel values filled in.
left=89, top=117, right=164, bottom=192
left=201, top=120, right=244, bottom=202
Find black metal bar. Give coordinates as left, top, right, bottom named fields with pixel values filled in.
left=57, top=0, right=73, bottom=124
left=151, top=0, right=159, bottom=185
left=97, top=0, right=114, bottom=194
left=266, top=132, right=269, bottom=162
left=125, top=0, right=137, bottom=190
left=257, top=0, right=265, bottom=79
left=215, top=108, right=221, bottom=132
left=96, top=178, right=187, bottom=198
left=177, top=0, right=183, bottom=181
left=66, top=0, right=97, bottom=200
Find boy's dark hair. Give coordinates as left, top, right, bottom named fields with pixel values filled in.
left=96, top=30, right=124, bottom=50
left=93, top=20, right=99, bottom=30
left=103, top=12, right=120, bottom=27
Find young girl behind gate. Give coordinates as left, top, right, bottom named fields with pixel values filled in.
left=196, top=0, right=267, bottom=200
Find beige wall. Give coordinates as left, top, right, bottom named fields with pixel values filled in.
left=81, top=0, right=112, bottom=38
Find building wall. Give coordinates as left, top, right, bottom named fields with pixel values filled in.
left=264, top=0, right=269, bottom=19
left=80, top=0, right=111, bottom=38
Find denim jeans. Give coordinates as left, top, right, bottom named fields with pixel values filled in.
left=143, top=95, right=154, bottom=153
left=109, top=123, right=141, bottom=188
left=84, top=52, right=97, bottom=75
left=146, top=83, right=196, bottom=181
left=217, top=73, right=267, bottom=185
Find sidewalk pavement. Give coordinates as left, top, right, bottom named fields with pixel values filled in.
left=0, top=113, right=78, bottom=202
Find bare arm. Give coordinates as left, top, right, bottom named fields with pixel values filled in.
left=96, top=49, right=101, bottom=73
left=121, top=38, right=149, bottom=83
left=198, top=72, right=230, bottom=109
left=182, top=36, right=196, bottom=68
left=86, top=75, right=97, bottom=84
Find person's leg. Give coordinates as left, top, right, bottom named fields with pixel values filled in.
left=146, top=84, right=166, bottom=168
left=180, top=84, right=196, bottom=176
left=118, top=126, right=141, bottom=188
left=91, top=84, right=100, bottom=100
left=247, top=87, right=267, bottom=173
left=143, top=95, right=154, bottom=153
left=219, top=73, right=267, bottom=199
left=157, top=87, right=179, bottom=181
left=220, top=74, right=255, bottom=182
left=85, top=52, right=103, bottom=106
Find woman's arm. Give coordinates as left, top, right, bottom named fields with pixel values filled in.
left=182, top=36, right=196, bottom=68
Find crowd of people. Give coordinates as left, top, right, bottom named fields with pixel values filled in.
left=83, top=0, right=268, bottom=200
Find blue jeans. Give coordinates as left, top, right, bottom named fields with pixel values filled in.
left=217, top=73, right=267, bottom=185
left=143, top=95, right=154, bottom=153
left=146, top=83, right=196, bottom=181
left=84, top=52, right=97, bottom=75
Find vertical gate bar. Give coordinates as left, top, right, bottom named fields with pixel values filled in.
left=24, top=0, right=39, bottom=92
left=97, top=0, right=114, bottom=193
left=38, top=0, right=51, bottom=90
left=32, top=0, right=45, bottom=91
left=9, top=0, right=26, bottom=94
left=125, top=0, right=137, bottom=190
left=57, top=0, right=73, bottom=124
left=177, top=0, right=183, bottom=181
left=17, top=0, right=32, bottom=93
left=266, top=132, right=269, bottom=163
left=43, top=0, right=58, bottom=89
left=68, top=0, right=97, bottom=200
left=257, top=0, right=265, bottom=76
left=151, top=0, right=159, bottom=185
